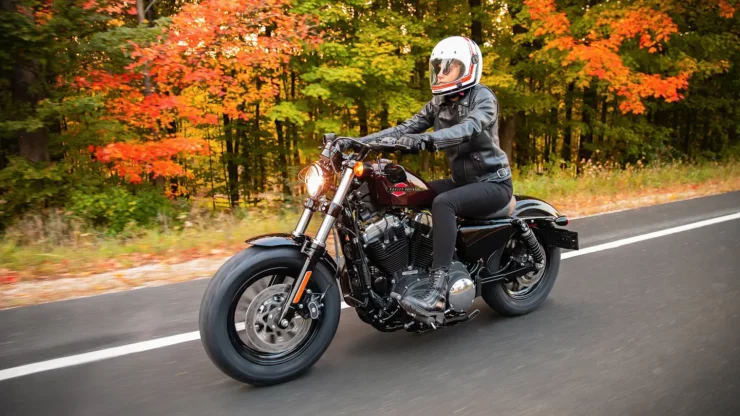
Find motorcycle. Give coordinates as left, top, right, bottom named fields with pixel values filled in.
left=199, top=133, right=579, bottom=385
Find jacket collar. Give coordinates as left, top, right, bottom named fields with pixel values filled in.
left=432, top=85, right=476, bottom=107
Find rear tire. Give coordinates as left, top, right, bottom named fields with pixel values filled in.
left=482, top=228, right=561, bottom=316
left=199, top=246, right=341, bottom=385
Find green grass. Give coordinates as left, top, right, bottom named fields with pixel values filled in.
left=1, top=160, right=738, bottom=280
left=513, top=160, right=739, bottom=202
left=0, top=208, right=307, bottom=279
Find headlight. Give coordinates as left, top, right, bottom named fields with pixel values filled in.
left=305, top=164, right=325, bottom=197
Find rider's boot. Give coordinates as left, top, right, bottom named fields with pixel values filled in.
left=398, top=266, right=449, bottom=323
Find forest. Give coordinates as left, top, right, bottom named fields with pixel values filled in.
left=1, top=0, right=738, bottom=234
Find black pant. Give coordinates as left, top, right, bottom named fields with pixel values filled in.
left=428, top=178, right=513, bottom=269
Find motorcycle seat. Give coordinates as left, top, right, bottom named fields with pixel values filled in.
left=462, top=195, right=515, bottom=221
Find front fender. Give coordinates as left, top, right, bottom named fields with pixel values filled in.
left=246, top=233, right=302, bottom=247
left=513, top=195, right=561, bottom=218
left=245, top=233, right=339, bottom=275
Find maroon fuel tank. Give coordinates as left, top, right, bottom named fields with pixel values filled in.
left=365, top=161, right=437, bottom=208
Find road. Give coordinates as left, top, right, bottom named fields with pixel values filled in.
left=1, top=192, right=739, bottom=416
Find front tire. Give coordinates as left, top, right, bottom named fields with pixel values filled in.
left=482, top=228, right=561, bottom=316
left=199, top=246, right=341, bottom=385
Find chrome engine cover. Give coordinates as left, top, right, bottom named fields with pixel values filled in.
left=447, top=262, right=475, bottom=313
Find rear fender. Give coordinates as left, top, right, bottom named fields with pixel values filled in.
left=512, top=195, right=561, bottom=218
left=511, top=197, right=578, bottom=250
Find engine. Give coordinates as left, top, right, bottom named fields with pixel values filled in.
left=361, top=213, right=434, bottom=279
left=359, top=212, right=476, bottom=318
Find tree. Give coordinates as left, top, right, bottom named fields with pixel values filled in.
left=73, top=0, right=317, bottom=202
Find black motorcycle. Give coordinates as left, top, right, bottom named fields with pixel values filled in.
left=199, top=134, right=579, bottom=385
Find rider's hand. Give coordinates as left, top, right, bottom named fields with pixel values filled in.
left=332, top=138, right=357, bottom=152
left=397, top=135, right=420, bottom=149
left=398, top=134, right=436, bottom=152
left=332, top=141, right=347, bottom=153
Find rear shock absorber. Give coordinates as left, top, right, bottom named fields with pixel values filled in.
left=512, top=219, right=545, bottom=270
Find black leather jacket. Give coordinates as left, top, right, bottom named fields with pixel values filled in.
left=361, top=84, right=511, bottom=185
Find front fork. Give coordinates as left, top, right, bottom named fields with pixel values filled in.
left=278, top=167, right=355, bottom=326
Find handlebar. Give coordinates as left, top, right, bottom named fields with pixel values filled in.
left=365, top=141, right=414, bottom=152
left=333, top=136, right=418, bottom=152
left=320, top=133, right=426, bottom=165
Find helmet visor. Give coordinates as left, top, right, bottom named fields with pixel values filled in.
left=429, top=58, right=467, bottom=87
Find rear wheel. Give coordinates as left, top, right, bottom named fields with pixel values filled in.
left=199, top=246, right=341, bottom=385
left=482, top=227, right=561, bottom=316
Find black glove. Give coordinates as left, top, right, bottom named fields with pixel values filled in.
left=397, top=135, right=420, bottom=148
left=399, top=134, right=434, bottom=152
left=332, top=137, right=360, bottom=152
left=332, top=140, right=349, bottom=152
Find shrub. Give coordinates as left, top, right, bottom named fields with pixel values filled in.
left=67, top=187, right=173, bottom=234
left=0, top=157, right=69, bottom=230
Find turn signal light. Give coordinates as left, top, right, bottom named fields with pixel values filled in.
left=353, top=161, right=364, bottom=177
left=554, top=216, right=569, bottom=226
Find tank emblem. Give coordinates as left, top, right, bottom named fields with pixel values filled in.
left=388, top=183, right=423, bottom=197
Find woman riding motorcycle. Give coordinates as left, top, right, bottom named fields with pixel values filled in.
left=354, top=36, right=513, bottom=318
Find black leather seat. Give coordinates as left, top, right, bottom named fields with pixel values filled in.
left=462, top=195, right=516, bottom=221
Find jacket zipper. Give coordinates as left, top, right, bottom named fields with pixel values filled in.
left=472, top=153, right=484, bottom=176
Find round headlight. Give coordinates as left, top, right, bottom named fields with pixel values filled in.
left=306, top=165, right=324, bottom=197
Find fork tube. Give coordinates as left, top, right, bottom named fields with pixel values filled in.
left=279, top=167, right=355, bottom=324
left=292, top=208, right=313, bottom=237
left=315, top=168, right=355, bottom=245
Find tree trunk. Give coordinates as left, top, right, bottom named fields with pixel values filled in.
left=223, top=114, right=239, bottom=207
left=469, top=0, right=482, bottom=44
left=380, top=103, right=389, bottom=130
left=17, top=128, right=49, bottom=163
left=499, top=113, right=516, bottom=164
left=579, top=83, right=598, bottom=165
left=255, top=102, right=266, bottom=195
left=599, top=97, right=608, bottom=146
left=290, top=70, right=300, bottom=165
left=562, top=82, right=575, bottom=165
left=136, top=0, right=153, bottom=96
left=13, top=61, right=49, bottom=163
left=275, top=119, right=290, bottom=196
left=684, top=111, right=692, bottom=159
left=357, top=101, right=368, bottom=136
left=544, top=105, right=558, bottom=164
left=4, top=0, right=50, bottom=164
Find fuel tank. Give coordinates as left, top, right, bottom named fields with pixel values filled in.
left=367, top=160, right=437, bottom=208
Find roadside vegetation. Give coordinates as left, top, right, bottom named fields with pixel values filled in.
left=2, top=0, right=738, bottom=285
left=1, top=159, right=737, bottom=282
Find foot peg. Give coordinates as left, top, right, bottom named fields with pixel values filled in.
left=443, top=309, right=480, bottom=327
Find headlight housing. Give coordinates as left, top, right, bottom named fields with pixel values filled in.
left=299, top=163, right=327, bottom=197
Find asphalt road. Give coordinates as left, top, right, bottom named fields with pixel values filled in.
left=1, top=192, right=739, bottom=416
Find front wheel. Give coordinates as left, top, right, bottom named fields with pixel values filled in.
left=482, top=227, right=561, bottom=316
left=199, top=246, right=341, bottom=385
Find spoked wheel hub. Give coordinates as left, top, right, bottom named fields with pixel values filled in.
left=243, top=284, right=311, bottom=354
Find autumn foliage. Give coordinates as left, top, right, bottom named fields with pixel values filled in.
left=524, top=0, right=733, bottom=114
left=2, top=0, right=738, bottom=234
left=92, top=137, right=210, bottom=184
left=75, top=0, right=318, bottom=184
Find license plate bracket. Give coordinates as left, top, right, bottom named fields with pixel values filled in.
left=547, top=228, right=579, bottom=250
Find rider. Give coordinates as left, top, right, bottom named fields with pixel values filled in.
left=359, top=36, right=513, bottom=318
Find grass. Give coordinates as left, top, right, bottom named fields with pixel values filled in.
left=513, top=159, right=740, bottom=216
left=1, top=159, right=738, bottom=282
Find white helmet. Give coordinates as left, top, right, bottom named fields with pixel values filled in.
left=428, top=36, right=483, bottom=96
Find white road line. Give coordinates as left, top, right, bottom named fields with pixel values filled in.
left=560, top=212, right=740, bottom=259
left=1, top=212, right=738, bottom=382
